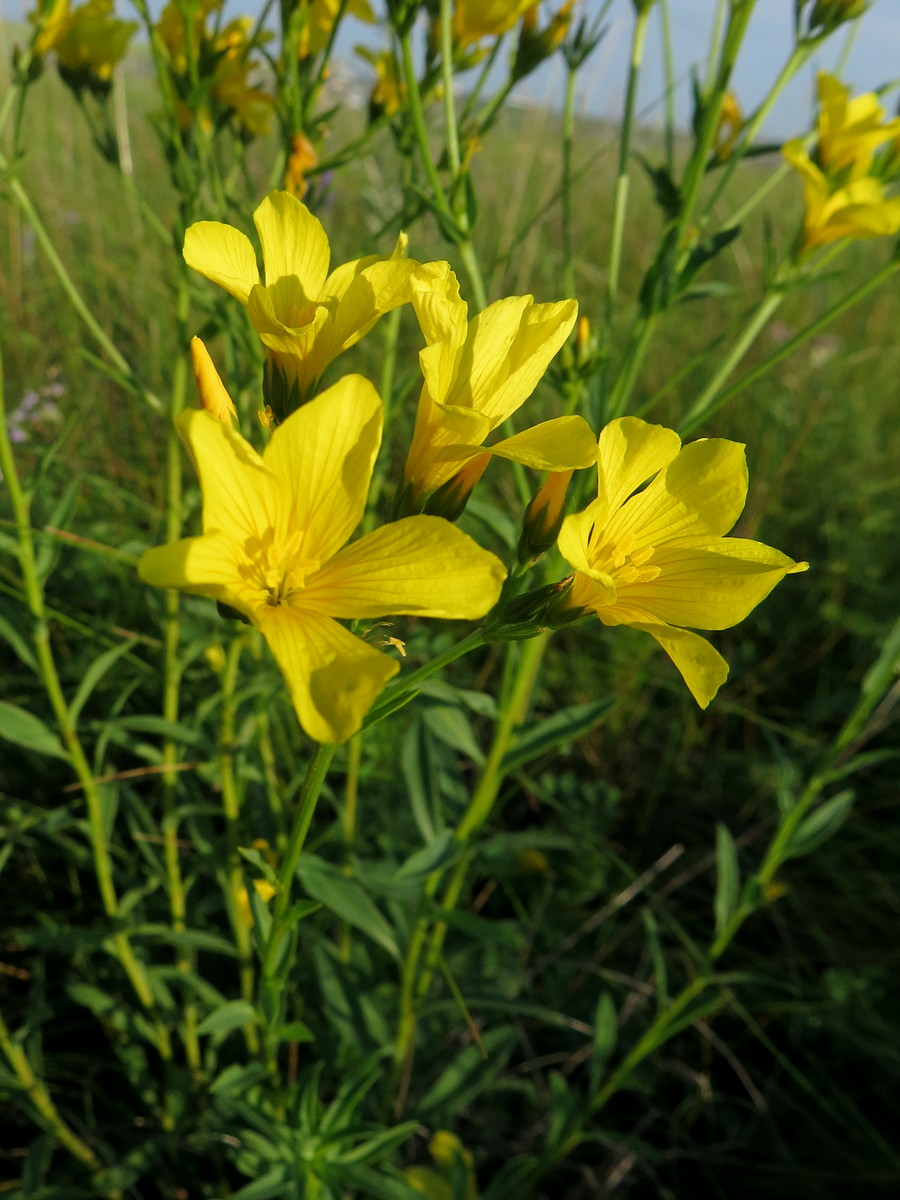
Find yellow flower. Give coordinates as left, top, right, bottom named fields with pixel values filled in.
left=401, top=263, right=596, bottom=510
left=356, top=46, right=406, bottom=118
left=210, top=18, right=274, bottom=137
left=782, top=140, right=900, bottom=249
left=814, top=72, right=900, bottom=179
left=184, top=191, right=419, bottom=405
left=452, top=0, right=535, bottom=48
left=138, top=352, right=506, bottom=743
left=557, top=417, right=807, bottom=707
left=284, top=132, right=319, bottom=199
left=40, top=0, right=136, bottom=83
left=29, top=0, right=71, bottom=57
left=296, top=0, right=375, bottom=59
left=714, top=91, right=744, bottom=162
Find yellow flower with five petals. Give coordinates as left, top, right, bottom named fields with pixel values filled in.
left=783, top=141, right=900, bottom=249
left=139, top=351, right=506, bottom=743
left=452, top=0, right=535, bottom=48
left=184, top=191, right=418, bottom=404
left=557, top=417, right=807, bottom=707
left=402, top=263, right=596, bottom=510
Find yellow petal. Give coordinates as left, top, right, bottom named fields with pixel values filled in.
left=183, top=220, right=260, bottom=304
left=488, top=416, right=598, bottom=471
left=190, top=337, right=237, bottom=423
left=404, top=392, right=493, bottom=495
left=257, top=605, right=397, bottom=743
left=252, top=191, right=330, bottom=298
left=324, top=258, right=419, bottom=355
left=618, top=539, right=806, bottom=630
left=411, top=261, right=468, bottom=348
left=246, top=282, right=330, bottom=357
left=176, top=409, right=280, bottom=544
left=597, top=417, right=681, bottom=511
left=460, top=297, right=577, bottom=426
left=321, top=252, right=383, bottom=303
left=263, top=375, right=382, bottom=564
left=628, top=621, right=729, bottom=708
left=138, top=531, right=253, bottom=612
left=557, top=498, right=609, bottom=577
left=302, top=515, right=506, bottom=618
left=611, top=438, right=748, bottom=548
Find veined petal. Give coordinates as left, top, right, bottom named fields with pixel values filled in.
left=404, top=392, right=493, bottom=493
left=617, top=539, right=807, bottom=631
left=138, top=531, right=253, bottom=612
left=411, top=261, right=468, bottom=348
left=320, top=258, right=419, bottom=357
left=597, top=417, right=681, bottom=511
left=321, top=252, right=384, bottom=302
left=488, top=416, right=598, bottom=471
left=258, top=605, right=397, bottom=743
left=467, top=299, right=578, bottom=425
left=628, top=622, right=730, bottom=708
left=558, top=497, right=610, bottom=577
left=302, top=515, right=506, bottom=618
left=247, top=284, right=330, bottom=358
left=183, top=220, right=260, bottom=304
left=176, top=409, right=280, bottom=544
left=253, top=191, right=330, bottom=297
left=611, top=438, right=748, bottom=548
left=263, top=375, right=382, bottom=563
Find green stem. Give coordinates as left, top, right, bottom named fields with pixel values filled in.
left=0, top=165, right=163, bottom=412
left=218, top=636, right=260, bottom=1053
left=678, top=288, right=784, bottom=434
left=439, top=0, right=462, bottom=178
left=0, top=1008, right=112, bottom=1185
left=658, top=0, right=676, bottom=171
left=561, top=62, right=578, bottom=300
left=0, top=352, right=171, bottom=1061
left=261, top=742, right=337, bottom=1067
left=605, top=6, right=650, bottom=324
left=339, top=732, right=362, bottom=962
left=363, top=629, right=488, bottom=730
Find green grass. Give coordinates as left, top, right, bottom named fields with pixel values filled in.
left=2, top=35, right=900, bottom=1200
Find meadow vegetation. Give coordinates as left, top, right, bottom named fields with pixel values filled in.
left=1, top=1, right=899, bottom=1197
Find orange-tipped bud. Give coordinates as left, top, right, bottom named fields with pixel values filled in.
left=423, top=452, right=491, bottom=522
left=518, top=469, right=574, bottom=565
left=191, top=337, right=238, bottom=423
left=284, top=131, right=318, bottom=200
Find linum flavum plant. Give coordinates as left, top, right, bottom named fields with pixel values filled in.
left=3, top=0, right=900, bottom=1196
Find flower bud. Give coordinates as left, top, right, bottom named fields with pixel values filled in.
left=283, top=132, right=318, bottom=200
left=713, top=91, right=744, bottom=162
left=806, top=0, right=868, bottom=35
left=191, top=337, right=237, bottom=423
left=513, top=1, right=573, bottom=81
left=422, top=452, right=491, bottom=522
left=517, top=469, right=573, bottom=566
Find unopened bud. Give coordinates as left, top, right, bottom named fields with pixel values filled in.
left=284, top=131, right=318, bottom=199
left=713, top=91, right=744, bottom=161
left=191, top=337, right=237, bottom=423
left=806, top=0, right=868, bottom=35
left=518, top=469, right=573, bottom=566
left=423, top=452, right=491, bottom=522
left=486, top=576, right=588, bottom=641
left=513, top=1, right=573, bottom=80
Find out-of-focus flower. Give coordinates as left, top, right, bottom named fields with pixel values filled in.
left=714, top=91, right=744, bottom=161
left=5, top=371, right=63, bottom=446
left=557, top=417, right=807, bottom=707
left=156, top=0, right=273, bottom=136
left=400, top=262, right=594, bottom=513
left=284, top=132, right=319, bottom=199
left=356, top=45, right=406, bottom=118
left=139, top=353, right=505, bottom=743
left=513, top=1, right=573, bottom=79
left=28, top=0, right=136, bottom=88
left=184, top=190, right=420, bottom=407
left=452, top=0, right=535, bottom=49
left=782, top=142, right=900, bottom=248
left=783, top=73, right=900, bottom=250
left=405, top=1130, right=478, bottom=1200
left=296, top=0, right=375, bottom=59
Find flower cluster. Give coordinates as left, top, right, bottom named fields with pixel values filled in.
left=29, top=0, right=137, bottom=93
left=140, top=190, right=805, bottom=743
left=783, top=72, right=900, bottom=251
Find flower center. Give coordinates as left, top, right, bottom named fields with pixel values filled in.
left=590, top=529, right=661, bottom=590
left=240, top=528, right=320, bottom=606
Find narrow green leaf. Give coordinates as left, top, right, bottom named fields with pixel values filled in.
left=784, top=790, right=855, bottom=860
left=209, top=1063, right=269, bottom=1095
left=501, top=699, right=616, bottom=774
left=417, top=1025, right=517, bottom=1117
left=0, top=701, right=68, bottom=761
left=589, top=992, right=617, bottom=1097
left=396, top=830, right=457, bottom=879
left=196, top=1000, right=257, bottom=1037
left=0, top=611, right=38, bottom=673
left=276, top=1021, right=314, bottom=1043
left=714, top=823, right=740, bottom=939
left=233, top=1167, right=290, bottom=1200
left=332, top=1122, right=420, bottom=1167
left=69, top=639, right=138, bottom=724
left=296, top=855, right=399, bottom=960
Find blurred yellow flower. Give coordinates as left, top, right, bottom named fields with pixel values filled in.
left=184, top=191, right=419, bottom=404
left=139, top=352, right=505, bottom=743
left=452, top=0, right=535, bottom=48
left=401, top=263, right=594, bottom=510
left=782, top=141, right=900, bottom=248
left=297, top=0, right=374, bottom=59
left=284, top=132, right=319, bottom=199
left=31, top=0, right=136, bottom=83
left=714, top=91, right=744, bottom=161
left=356, top=46, right=406, bottom=118
left=783, top=72, right=900, bottom=250
left=557, top=417, right=807, bottom=707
